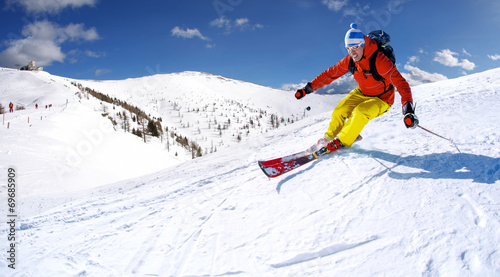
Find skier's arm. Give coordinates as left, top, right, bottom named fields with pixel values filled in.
left=375, top=53, right=413, bottom=106
left=387, top=68, right=413, bottom=106
left=295, top=56, right=350, bottom=99
left=310, top=55, right=351, bottom=91
left=377, top=57, right=418, bottom=128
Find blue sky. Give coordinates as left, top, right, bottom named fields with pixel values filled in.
left=1, top=0, right=500, bottom=91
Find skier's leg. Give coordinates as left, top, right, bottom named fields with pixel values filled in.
left=337, top=97, right=391, bottom=147
left=324, top=88, right=365, bottom=140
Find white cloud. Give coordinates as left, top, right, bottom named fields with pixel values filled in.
left=403, top=64, right=448, bottom=86
left=433, top=49, right=458, bottom=66
left=20, top=20, right=99, bottom=42
left=171, top=26, right=210, bottom=41
left=85, top=50, right=105, bottom=58
left=281, top=82, right=306, bottom=91
left=63, top=49, right=104, bottom=64
left=95, top=68, right=111, bottom=76
left=462, top=48, right=471, bottom=57
left=0, top=21, right=99, bottom=67
left=0, top=39, right=64, bottom=67
left=459, top=59, right=475, bottom=71
left=488, top=54, right=500, bottom=60
left=235, top=18, right=249, bottom=27
left=321, top=0, right=348, bottom=11
left=210, top=17, right=231, bottom=29
left=343, top=2, right=370, bottom=20
left=6, top=0, right=97, bottom=14
left=281, top=75, right=357, bottom=95
left=319, top=74, right=358, bottom=94
left=210, top=17, right=263, bottom=33
left=62, top=23, right=99, bottom=41
left=408, top=56, right=419, bottom=64
left=434, top=49, right=475, bottom=71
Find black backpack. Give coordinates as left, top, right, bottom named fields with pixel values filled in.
left=348, top=30, right=395, bottom=90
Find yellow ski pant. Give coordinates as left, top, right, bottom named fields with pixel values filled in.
left=325, top=87, right=391, bottom=147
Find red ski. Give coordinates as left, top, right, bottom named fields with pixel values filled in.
left=258, top=136, right=362, bottom=178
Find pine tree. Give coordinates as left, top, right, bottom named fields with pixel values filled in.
left=148, top=120, right=160, bottom=137
left=122, top=112, right=130, bottom=132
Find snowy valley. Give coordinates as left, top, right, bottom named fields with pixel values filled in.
left=0, top=67, right=499, bottom=276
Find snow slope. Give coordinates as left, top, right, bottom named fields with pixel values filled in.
left=0, top=68, right=179, bottom=204
left=0, top=68, right=332, bottom=210
left=1, top=67, right=500, bottom=276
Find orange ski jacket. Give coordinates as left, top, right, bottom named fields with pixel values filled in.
left=310, top=36, right=413, bottom=106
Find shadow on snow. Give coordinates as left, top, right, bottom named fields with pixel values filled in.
left=357, top=149, right=500, bottom=184
left=276, top=148, right=500, bottom=192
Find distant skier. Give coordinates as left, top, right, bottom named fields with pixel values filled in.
left=9, top=102, right=14, bottom=113
left=295, top=23, right=418, bottom=152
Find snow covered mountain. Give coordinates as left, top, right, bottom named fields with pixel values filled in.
left=75, top=71, right=340, bottom=157
left=0, top=67, right=499, bottom=276
left=0, top=68, right=335, bottom=201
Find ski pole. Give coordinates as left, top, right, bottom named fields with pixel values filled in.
left=417, top=125, right=461, bottom=153
left=417, top=125, right=451, bottom=141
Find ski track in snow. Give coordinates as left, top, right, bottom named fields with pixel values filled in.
left=1, top=68, right=500, bottom=276
left=270, top=236, right=379, bottom=268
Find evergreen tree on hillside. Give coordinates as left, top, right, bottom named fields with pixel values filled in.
left=148, top=120, right=160, bottom=137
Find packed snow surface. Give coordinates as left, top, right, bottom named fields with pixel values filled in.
left=0, top=67, right=499, bottom=276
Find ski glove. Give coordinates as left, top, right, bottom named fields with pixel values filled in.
left=295, top=82, right=314, bottom=100
left=402, top=102, right=419, bottom=129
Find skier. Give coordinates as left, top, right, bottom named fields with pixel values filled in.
left=295, top=23, right=418, bottom=152
left=9, top=102, right=14, bottom=113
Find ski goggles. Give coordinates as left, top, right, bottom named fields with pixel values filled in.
left=346, top=43, right=364, bottom=51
